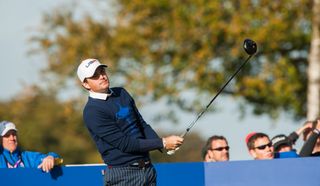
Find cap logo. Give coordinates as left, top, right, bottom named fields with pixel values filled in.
left=85, top=59, right=97, bottom=68
left=272, top=136, right=286, bottom=144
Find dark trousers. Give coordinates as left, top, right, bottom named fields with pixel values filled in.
left=104, top=164, right=157, bottom=186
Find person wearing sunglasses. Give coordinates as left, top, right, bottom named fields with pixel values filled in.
left=245, top=132, right=274, bottom=160
left=202, top=135, right=230, bottom=162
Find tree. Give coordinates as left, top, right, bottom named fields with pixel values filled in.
left=31, top=0, right=313, bottom=121
left=307, top=0, right=320, bottom=120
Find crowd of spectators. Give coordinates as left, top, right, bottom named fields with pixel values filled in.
left=202, top=117, right=320, bottom=161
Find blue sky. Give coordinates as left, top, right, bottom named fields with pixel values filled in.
left=0, top=0, right=305, bottom=161
left=0, top=0, right=53, bottom=99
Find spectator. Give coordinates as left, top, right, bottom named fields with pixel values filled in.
left=290, top=120, right=315, bottom=143
left=202, top=135, right=229, bottom=162
left=270, top=121, right=315, bottom=158
left=0, top=121, right=61, bottom=172
left=271, top=134, right=299, bottom=158
left=300, top=118, right=320, bottom=157
left=245, top=132, right=274, bottom=160
left=77, top=58, right=184, bottom=185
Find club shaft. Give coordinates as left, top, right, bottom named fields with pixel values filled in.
left=181, top=55, right=253, bottom=137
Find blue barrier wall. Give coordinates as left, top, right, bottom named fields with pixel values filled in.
left=204, top=157, right=320, bottom=186
left=0, top=164, right=105, bottom=186
left=156, top=162, right=204, bottom=186
left=0, top=158, right=319, bottom=186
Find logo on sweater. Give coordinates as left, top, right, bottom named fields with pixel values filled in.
left=116, top=103, right=139, bottom=134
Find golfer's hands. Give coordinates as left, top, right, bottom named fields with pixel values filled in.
left=38, top=155, right=55, bottom=173
left=163, top=135, right=184, bottom=150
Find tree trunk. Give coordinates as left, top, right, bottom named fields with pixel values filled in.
left=307, top=0, right=320, bottom=120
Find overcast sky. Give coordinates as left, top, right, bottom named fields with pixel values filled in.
left=0, top=0, right=305, bottom=161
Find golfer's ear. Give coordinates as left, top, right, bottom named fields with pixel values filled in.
left=82, top=82, right=91, bottom=90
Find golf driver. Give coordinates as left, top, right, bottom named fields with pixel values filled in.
left=167, top=39, right=257, bottom=155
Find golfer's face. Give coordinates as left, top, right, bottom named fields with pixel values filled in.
left=2, top=130, right=18, bottom=153
left=85, top=66, right=110, bottom=93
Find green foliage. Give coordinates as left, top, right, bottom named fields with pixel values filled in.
left=32, top=0, right=312, bottom=119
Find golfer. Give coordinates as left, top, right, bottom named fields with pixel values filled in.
left=77, top=58, right=184, bottom=186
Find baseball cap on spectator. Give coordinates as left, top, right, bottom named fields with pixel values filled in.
left=77, top=59, right=108, bottom=82
left=271, top=134, right=292, bottom=151
left=0, top=121, right=17, bottom=136
left=245, top=132, right=257, bottom=144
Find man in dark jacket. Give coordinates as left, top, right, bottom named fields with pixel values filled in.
left=77, top=58, right=184, bottom=186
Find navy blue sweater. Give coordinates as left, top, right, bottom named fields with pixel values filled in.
left=83, top=87, right=163, bottom=166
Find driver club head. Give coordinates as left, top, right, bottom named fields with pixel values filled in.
left=243, top=39, right=257, bottom=55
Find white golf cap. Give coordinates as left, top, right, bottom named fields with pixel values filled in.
left=0, top=121, right=18, bottom=136
left=77, top=58, right=108, bottom=82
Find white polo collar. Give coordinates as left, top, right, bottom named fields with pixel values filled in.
left=89, top=89, right=113, bottom=100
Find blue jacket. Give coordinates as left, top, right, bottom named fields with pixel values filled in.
left=0, top=147, right=59, bottom=169
left=274, top=150, right=300, bottom=159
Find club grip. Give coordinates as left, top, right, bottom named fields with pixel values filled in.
left=166, top=147, right=180, bottom=155
left=54, top=158, right=64, bottom=165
